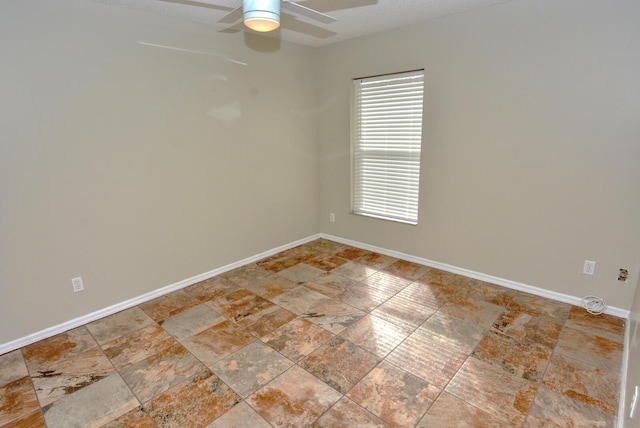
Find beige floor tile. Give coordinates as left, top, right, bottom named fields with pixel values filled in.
left=246, top=365, right=341, bottom=428
left=1, top=239, right=627, bottom=428
left=386, top=329, right=469, bottom=388
left=542, top=353, right=620, bottom=415
left=23, top=327, right=98, bottom=372
left=42, top=374, right=138, bottom=428
left=0, top=377, right=41, bottom=426
left=312, top=397, right=391, bottom=428
left=86, top=307, right=156, bottom=345
left=102, top=324, right=176, bottom=370
left=119, top=343, right=210, bottom=403
left=256, top=253, right=306, bottom=273
left=206, top=402, right=272, bottom=428
left=184, top=276, right=240, bottom=303
left=30, top=347, right=115, bottom=407
left=361, top=271, right=413, bottom=294
left=523, top=386, right=615, bottom=427
left=334, top=246, right=372, bottom=261
left=271, top=285, right=330, bottom=315
left=416, top=268, right=466, bottom=288
left=261, top=317, right=334, bottom=361
left=472, top=330, right=552, bottom=382
left=241, top=274, right=298, bottom=300
left=340, top=314, right=412, bottom=358
left=564, top=306, right=625, bottom=343
left=304, top=255, right=349, bottom=272
left=383, top=260, right=431, bottom=280
left=145, top=373, right=240, bottom=427
left=332, top=261, right=377, bottom=282
left=302, top=239, right=345, bottom=254
left=182, top=321, right=256, bottom=367
left=277, top=263, right=326, bottom=284
left=439, top=295, right=505, bottom=329
left=304, top=272, right=357, bottom=298
left=205, top=289, right=271, bottom=322
left=370, top=295, right=436, bottom=331
left=507, top=292, right=572, bottom=324
left=300, top=337, right=380, bottom=394
left=0, top=350, right=28, bottom=387
left=303, top=299, right=365, bottom=334
left=396, top=281, right=453, bottom=311
left=445, top=357, right=538, bottom=426
left=347, top=361, right=440, bottom=427
left=221, top=264, right=272, bottom=288
left=139, top=290, right=200, bottom=323
left=462, top=279, right=515, bottom=306
left=212, top=341, right=293, bottom=398
left=417, top=392, right=511, bottom=428
left=555, top=326, right=623, bottom=373
left=101, top=407, right=157, bottom=428
left=417, top=310, right=486, bottom=352
left=160, top=303, right=225, bottom=341
left=2, top=409, right=47, bottom=428
left=337, top=282, right=395, bottom=312
left=240, top=304, right=297, bottom=337
left=492, top=309, right=562, bottom=349
left=355, top=252, right=398, bottom=270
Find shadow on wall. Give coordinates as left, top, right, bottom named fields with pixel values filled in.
left=244, top=31, right=282, bottom=52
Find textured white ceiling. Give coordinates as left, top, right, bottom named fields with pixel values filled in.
left=94, top=0, right=513, bottom=47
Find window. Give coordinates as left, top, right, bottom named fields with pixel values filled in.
left=352, top=70, right=424, bottom=224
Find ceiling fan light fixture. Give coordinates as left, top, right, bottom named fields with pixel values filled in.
left=243, top=0, right=281, bottom=32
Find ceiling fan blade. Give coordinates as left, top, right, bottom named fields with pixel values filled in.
left=280, top=12, right=337, bottom=39
left=281, top=1, right=336, bottom=24
left=218, top=5, right=243, bottom=24
left=157, top=0, right=234, bottom=11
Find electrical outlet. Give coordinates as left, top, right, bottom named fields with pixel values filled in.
left=71, top=276, right=84, bottom=292
left=631, top=385, right=639, bottom=418
left=329, top=213, right=335, bottom=223
left=583, top=260, right=596, bottom=275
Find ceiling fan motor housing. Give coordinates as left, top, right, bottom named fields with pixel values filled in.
left=243, top=0, right=281, bottom=32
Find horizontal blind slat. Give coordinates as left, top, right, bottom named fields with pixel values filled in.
left=353, top=70, right=424, bottom=224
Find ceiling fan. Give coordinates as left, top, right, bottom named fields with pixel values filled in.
left=218, top=0, right=336, bottom=33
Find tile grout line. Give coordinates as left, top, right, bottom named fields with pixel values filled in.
left=2, top=238, right=624, bottom=427
left=86, top=321, right=154, bottom=428
left=18, top=348, right=48, bottom=428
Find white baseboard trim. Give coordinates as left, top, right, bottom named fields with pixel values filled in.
left=618, top=319, right=631, bottom=427
left=0, top=234, right=321, bottom=355
left=1, top=232, right=629, bottom=355
left=320, top=233, right=630, bottom=319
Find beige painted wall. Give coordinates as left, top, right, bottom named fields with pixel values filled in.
left=0, top=0, right=319, bottom=344
left=623, top=276, right=640, bottom=425
left=1, top=0, right=639, bottom=348
left=316, top=0, right=640, bottom=311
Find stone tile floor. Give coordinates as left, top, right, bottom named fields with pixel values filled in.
left=0, top=239, right=626, bottom=427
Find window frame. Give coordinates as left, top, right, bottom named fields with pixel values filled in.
left=351, top=69, right=425, bottom=225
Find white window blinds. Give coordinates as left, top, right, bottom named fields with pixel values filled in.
left=353, top=70, right=424, bottom=224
